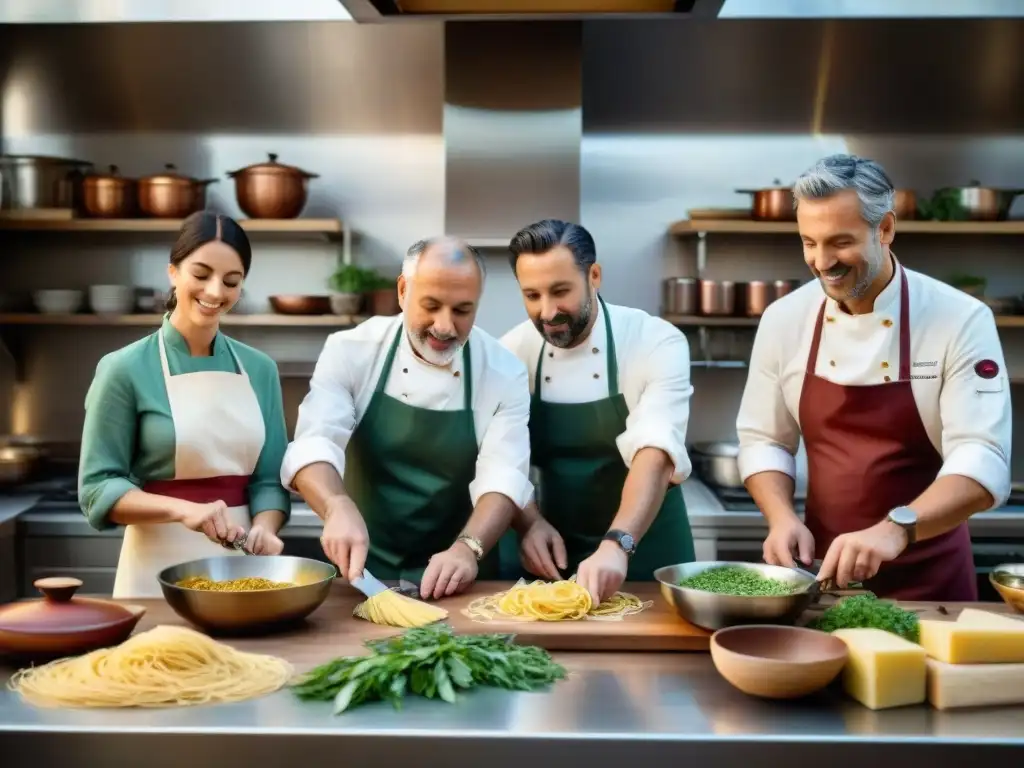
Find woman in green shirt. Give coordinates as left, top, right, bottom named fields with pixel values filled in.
left=78, top=212, right=291, bottom=598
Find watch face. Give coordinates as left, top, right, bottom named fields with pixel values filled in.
left=620, top=533, right=635, bottom=552
left=889, top=507, right=916, bottom=526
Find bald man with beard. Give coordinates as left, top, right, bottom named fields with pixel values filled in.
left=283, top=237, right=534, bottom=600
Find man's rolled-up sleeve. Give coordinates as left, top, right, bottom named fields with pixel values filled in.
left=280, top=334, right=358, bottom=490
left=615, top=323, right=693, bottom=485
left=469, top=364, right=534, bottom=509
left=935, top=305, right=1012, bottom=508
left=736, top=309, right=801, bottom=481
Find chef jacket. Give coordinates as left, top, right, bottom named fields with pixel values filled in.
left=281, top=314, right=534, bottom=509
left=501, top=299, right=694, bottom=486
left=736, top=266, right=1012, bottom=508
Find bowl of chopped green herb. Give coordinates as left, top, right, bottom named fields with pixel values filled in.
left=653, top=561, right=818, bottom=631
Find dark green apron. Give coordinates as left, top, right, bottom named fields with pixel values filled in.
left=500, top=296, right=695, bottom=581
left=344, top=327, right=498, bottom=583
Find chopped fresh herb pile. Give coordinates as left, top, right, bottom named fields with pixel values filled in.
left=291, top=624, right=567, bottom=714
left=677, top=565, right=798, bottom=596
left=809, top=594, right=919, bottom=643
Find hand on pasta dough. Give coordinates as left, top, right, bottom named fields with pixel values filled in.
left=576, top=540, right=628, bottom=605
left=421, top=542, right=478, bottom=600
left=519, top=517, right=568, bottom=581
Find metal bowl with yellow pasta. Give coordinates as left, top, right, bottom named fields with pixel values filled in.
left=158, top=555, right=336, bottom=635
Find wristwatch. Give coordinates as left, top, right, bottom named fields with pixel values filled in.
left=887, top=506, right=918, bottom=545
left=455, top=534, right=484, bottom=561
left=603, top=529, right=637, bottom=558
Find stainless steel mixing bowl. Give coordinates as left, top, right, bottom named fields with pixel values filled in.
left=158, top=555, right=337, bottom=635
left=653, top=561, right=818, bottom=631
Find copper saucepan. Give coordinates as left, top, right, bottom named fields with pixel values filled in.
left=736, top=179, right=795, bottom=221
left=739, top=279, right=802, bottom=317
left=227, top=153, right=319, bottom=220
left=81, top=165, right=137, bottom=218
left=138, top=164, right=218, bottom=219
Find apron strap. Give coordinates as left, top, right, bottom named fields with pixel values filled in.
left=806, top=263, right=910, bottom=379
left=534, top=294, right=619, bottom=397
left=378, top=324, right=474, bottom=409
left=897, top=266, right=911, bottom=381
left=376, top=326, right=404, bottom=394
left=598, top=295, right=619, bottom=396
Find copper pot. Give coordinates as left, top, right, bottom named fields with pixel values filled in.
left=949, top=182, right=1024, bottom=221
left=227, top=153, right=318, bottom=220
left=81, top=164, right=136, bottom=218
left=138, top=164, right=218, bottom=219
left=699, top=279, right=736, bottom=316
left=740, top=279, right=801, bottom=317
left=737, top=179, right=796, bottom=221
left=269, top=295, right=332, bottom=315
left=893, top=189, right=917, bottom=220
left=0, top=577, right=145, bottom=660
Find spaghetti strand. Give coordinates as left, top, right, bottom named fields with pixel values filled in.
left=462, top=578, right=651, bottom=623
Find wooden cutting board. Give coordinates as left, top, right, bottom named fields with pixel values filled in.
left=437, top=581, right=711, bottom=652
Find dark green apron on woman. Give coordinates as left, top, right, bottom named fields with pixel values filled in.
left=344, top=326, right=499, bottom=583
left=500, top=295, right=695, bottom=581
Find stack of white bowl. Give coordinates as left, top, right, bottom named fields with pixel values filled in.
left=89, top=285, right=135, bottom=315
left=33, top=290, right=84, bottom=315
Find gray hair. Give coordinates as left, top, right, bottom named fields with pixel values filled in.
left=402, top=236, right=486, bottom=282
left=793, top=154, right=895, bottom=228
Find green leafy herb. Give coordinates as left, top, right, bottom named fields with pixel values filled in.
left=290, top=624, right=567, bottom=714
left=677, top=565, right=798, bottom=596
left=918, top=188, right=968, bottom=222
left=809, top=594, right=919, bottom=642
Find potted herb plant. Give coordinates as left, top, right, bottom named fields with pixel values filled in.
left=328, top=264, right=372, bottom=315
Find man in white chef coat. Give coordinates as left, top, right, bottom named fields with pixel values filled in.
left=737, top=153, right=1011, bottom=601
left=500, top=219, right=696, bottom=604
left=281, top=237, right=533, bottom=599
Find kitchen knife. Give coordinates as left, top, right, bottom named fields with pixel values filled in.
left=349, top=569, right=390, bottom=598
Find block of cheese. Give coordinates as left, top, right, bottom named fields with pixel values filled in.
left=832, top=628, right=927, bottom=710
left=918, top=617, right=1024, bottom=664
left=927, top=658, right=1024, bottom=709
left=955, top=607, right=1024, bottom=628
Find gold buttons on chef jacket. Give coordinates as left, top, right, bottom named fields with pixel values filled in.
left=826, top=316, right=835, bottom=323
left=453, top=371, right=460, bottom=378
left=882, top=318, right=893, bottom=328
left=881, top=361, right=889, bottom=369
left=884, top=375, right=891, bottom=382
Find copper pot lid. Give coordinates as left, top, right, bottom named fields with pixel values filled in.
left=0, top=577, right=141, bottom=635
left=140, top=164, right=218, bottom=187
left=83, top=164, right=135, bottom=184
left=736, top=179, right=793, bottom=193
left=228, top=153, right=318, bottom=180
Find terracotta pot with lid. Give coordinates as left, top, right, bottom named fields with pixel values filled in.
left=227, top=153, right=319, bottom=220
left=138, top=163, right=218, bottom=219
left=0, top=577, right=146, bottom=659
left=81, top=164, right=137, bottom=218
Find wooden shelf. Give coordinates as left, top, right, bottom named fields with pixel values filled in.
left=0, top=313, right=366, bottom=327
left=0, top=217, right=345, bottom=237
left=664, top=313, right=1024, bottom=328
left=669, top=219, right=1024, bottom=236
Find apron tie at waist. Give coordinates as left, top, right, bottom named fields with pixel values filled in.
left=143, top=475, right=250, bottom=507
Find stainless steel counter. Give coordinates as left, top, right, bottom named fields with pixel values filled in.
left=1, top=651, right=1021, bottom=768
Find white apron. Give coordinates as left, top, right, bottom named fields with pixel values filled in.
left=112, top=331, right=266, bottom=598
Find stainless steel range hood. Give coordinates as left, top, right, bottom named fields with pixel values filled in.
left=0, top=0, right=352, bottom=24
left=339, top=0, right=1024, bottom=21
left=340, top=0, right=725, bottom=22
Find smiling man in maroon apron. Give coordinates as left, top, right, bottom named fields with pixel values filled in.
left=282, top=237, right=533, bottom=600
left=736, top=154, right=1011, bottom=601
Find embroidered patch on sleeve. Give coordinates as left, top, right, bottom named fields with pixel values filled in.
left=974, top=359, right=1000, bottom=379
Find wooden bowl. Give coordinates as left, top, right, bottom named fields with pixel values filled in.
left=710, top=624, right=848, bottom=699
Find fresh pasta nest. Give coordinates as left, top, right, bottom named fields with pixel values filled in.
left=8, top=625, right=293, bottom=709
left=463, top=578, right=651, bottom=623
left=353, top=589, right=449, bottom=628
